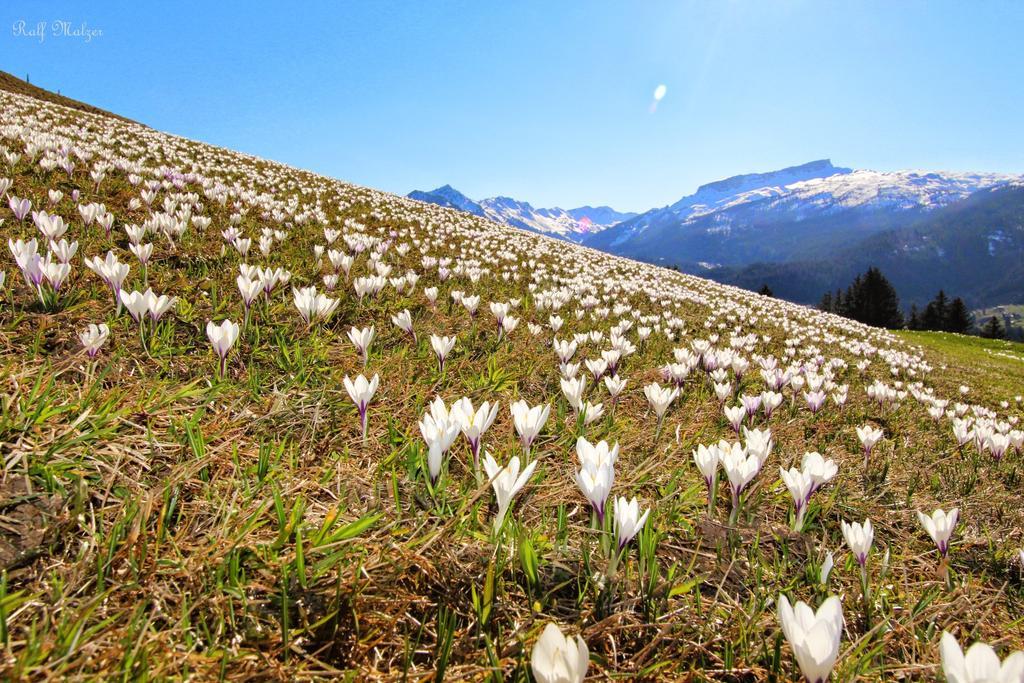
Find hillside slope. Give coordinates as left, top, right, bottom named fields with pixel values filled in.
left=1, top=86, right=1023, bottom=680
left=0, top=69, right=140, bottom=124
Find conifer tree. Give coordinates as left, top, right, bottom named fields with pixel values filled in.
left=980, top=315, right=1005, bottom=339
left=945, top=298, right=973, bottom=333
left=922, top=290, right=950, bottom=330
left=819, top=291, right=833, bottom=313
left=822, top=267, right=903, bottom=329
left=907, top=304, right=921, bottom=330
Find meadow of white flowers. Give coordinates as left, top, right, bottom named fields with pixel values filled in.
left=1, top=87, right=1023, bottom=680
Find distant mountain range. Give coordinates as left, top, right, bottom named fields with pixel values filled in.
left=714, top=183, right=1024, bottom=308
left=409, top=160, right=1024, bottom=307
left=406, top=185, right=636, bottom=241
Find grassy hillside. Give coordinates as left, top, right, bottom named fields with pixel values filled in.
left=897, top=331, right=1024, bottom=403
left=1, top=86, right=1023, bottom=681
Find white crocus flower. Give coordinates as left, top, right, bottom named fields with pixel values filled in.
left=419, top=406, right=460, bottom=483
left=511, top=400, right=550, bottom=455
left=79, top=323, right=110, bottom=358
left=585, top=358, right=607, bottom=381
left=430, top=334, right=457, bottom=373
left=143, top=288, right=175, bottom=322
left=777, top=595, right=844, bottom=683
left=804, top=390, right=826, bottom=413
left=917, top=508, right=959, bottom=557
left=580, top=401, right=603, bottom=425
left=575, top=459, right=614, bottom=524
left=293, top=286, right=338, bottom=326
left=391, top=309, right=415, bottom=341
left=780, top=466, right=814, bottom=532
left=940, top=631, right=1024, bottom=683
left=237, top=274, right=262, bottom=308
left=348, top=325, right=375, bottom=366
left=128, top=241, right=151, bottom=266
left=343, top=373, right=379, bottom=440
left=724, top=404, right=746, bottom=433
left=451, top=398, right=500, bottom=465
left=482, top=452, right=537, bottom=533
left=841, top=519, right=874, bottom=567
left=49, top=238, right=78, bottom=264
left=643, top=382, right=678, bottom=437
left=743, top=427, right=774, bottom=465
left=820, top=551, right=834, bottom=585
left=206, top=319, right=240, bottom=376
left=574, top=438, right=618, bottom=510
left=613, top=496, right=650, bottom=549
left=643, top=382, right=677, bottom=418
left=801, top=452, right=837, bottom=496
left=720, top=444, right=760, bottom=521
left=856, top=425, right=884, bottom=466
left=604, top=374, right=626, bottom=402
left=762, top=390, right=784, bottom=418
left=693, top=444, right=720, bottom=514
left=460, top=294, right=479, bottom=316
left=561, top=375, right=586, bottom=413
left=577, top=437, right=618, bottom=470
left=119, top=289, right=149, bottom=324
left=531, top=623, right=589, bottom=683
left=489, top=301, right=509, bottom=324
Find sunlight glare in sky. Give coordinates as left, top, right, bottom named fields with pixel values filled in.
left=649, top=83, right=668, bottom=113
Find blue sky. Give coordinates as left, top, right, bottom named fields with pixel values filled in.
left=4, top=1, right=1022, bottom=212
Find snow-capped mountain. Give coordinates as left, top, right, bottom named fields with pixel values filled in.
left=406, top=186, right=636, bottom=241
left=584, top=160, right=1023, bottom=266
left=668, top=159, right=853, bottom=216
left=477, top=195, right=632, bottom=239
left=406, top=185, right=486, bottom=217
